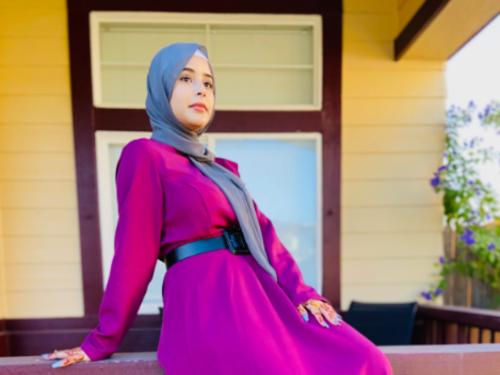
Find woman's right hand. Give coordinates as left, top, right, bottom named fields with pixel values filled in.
left=41, top=346, right=91, bottom=368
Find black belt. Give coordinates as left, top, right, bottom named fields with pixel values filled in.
left=163, top=226, right=251, bottom=270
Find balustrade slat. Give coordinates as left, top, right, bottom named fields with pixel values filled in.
left=469, top=327, right=480, bottom=344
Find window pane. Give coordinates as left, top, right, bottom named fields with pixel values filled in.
left=92, top=13, right=321, bottom=109
left=214, top=137, right=322, bottom=292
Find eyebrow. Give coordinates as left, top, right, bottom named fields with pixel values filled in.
left=182, top=67, right=213, bottom=80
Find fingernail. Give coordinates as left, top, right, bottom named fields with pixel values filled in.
left=41, top=354, right=49, bottom=359
left=52, top=360, right=63, bottom=368
left=302, top=313, right=309, bottom=321
left=322, top=321, right=329, bottom=328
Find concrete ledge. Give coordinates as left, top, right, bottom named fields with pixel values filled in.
left=381, top=344, right=500, bottom=375
left=2, top=344, right=500, bottom=374
left=0, top=352, right=164, bottom=374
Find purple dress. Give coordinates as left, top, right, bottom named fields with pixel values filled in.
left=80, top=138, right=393, bottom=375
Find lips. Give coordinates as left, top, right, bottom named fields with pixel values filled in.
left=190, top=103, right=207, bottom=111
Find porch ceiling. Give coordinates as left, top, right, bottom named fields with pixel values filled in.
left=397, top=0, right=500, bottom=61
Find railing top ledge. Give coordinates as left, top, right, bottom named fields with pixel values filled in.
left=417, top=304, right=500, bottom=330
left=0, top=352, right=163, bottom=374
left=381, top=343, right=500, bottom=354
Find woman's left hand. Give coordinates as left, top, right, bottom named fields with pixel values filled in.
left=296, top=299, right=343, bottom=328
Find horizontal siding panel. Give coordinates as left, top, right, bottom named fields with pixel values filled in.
left=0, top=9, right=66, bottom=37
left=341, top=180, right=440, bottom=206
left=342, top=153, right=442, bottom=180
left=341, top=232, right=443, bottom=260
left=0, top=180, right=77, bottom=208
left=0, top=96, right=71, bottom=124
left=343, top=14, right=396, bottom=42
left=0, top=37, right=68, bottom=66
left=0, top=152, right=76, bottom=180
left=344, top=0, right=396, bottom=13
left=341, top=206, right=443, bottom=233
left=342, top=98, right=446, bottom=125
left=4, top=236, right=80, bottom=264
left=2, top=208, right=79, bottom=236
left=0, top=0, right=66, bottom=8
left=5, top=264, right=82, bottom=291
left=342, top=258, right=437, bottom=285
left=341, top=283, right=430, bottom=310
left=342, top=69, right=445, bottom=97
left=0, top=125, right=74, bottom=152
left=0, top=67, right=70, bottom=95
left=6, top=290, right=83, bottom=318
left=342, top=126, right=445, bottom=153
left=343, top=41, right=445, bottom=70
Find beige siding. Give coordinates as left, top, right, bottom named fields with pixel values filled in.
left=0, top=0, right=83, bottom=318
left=341, top=0, right=445, bottom=309
left=0, top=186, right=6, bottom=318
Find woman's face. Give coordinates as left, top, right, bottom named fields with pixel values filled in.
left=169, top=55, right=215, bottom=132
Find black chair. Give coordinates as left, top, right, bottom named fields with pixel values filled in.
left=344, top=301, right=418, bottom=346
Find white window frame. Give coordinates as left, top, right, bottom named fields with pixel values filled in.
left=95, top=130, right=323, bottom=313
left=89, top=11, right=323, bottom=111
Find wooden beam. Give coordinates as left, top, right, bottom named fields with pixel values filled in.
left=395, top=0, right=451, bottom=61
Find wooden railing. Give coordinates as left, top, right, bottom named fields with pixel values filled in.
left=412, top=304, right=500, bottom=344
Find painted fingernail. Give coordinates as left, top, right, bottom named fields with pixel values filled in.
left=41, top=354, right=49, bottom=359
left=322, top=321, right=329, bottom=328
left=52, top=360, right=63, bottom=368
left=302, top=312, right=309, bottom=321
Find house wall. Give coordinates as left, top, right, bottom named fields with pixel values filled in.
left=341, top=0, right=446, bottom=309
left=0, top=0, right=447, bottom=317
left=0, top=0, right=83, bottom=318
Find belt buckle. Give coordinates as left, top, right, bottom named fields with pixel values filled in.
left=223, top=227, right=250, bottom=255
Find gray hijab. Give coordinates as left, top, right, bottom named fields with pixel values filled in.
left=145, top=42, right=278, bottom=282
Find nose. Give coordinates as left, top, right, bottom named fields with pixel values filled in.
left=194, top=79, right=207, bottom=96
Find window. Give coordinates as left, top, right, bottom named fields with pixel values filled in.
left=96, top=131, right=323, bottom=314
left=90, top=11, right=323, bottom=110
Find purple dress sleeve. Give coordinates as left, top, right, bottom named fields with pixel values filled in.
left=251, top=199, right=332, bottom=307
left=216, top=157, right=331, bottom=308
left=80, top=140, right=164, bottom=361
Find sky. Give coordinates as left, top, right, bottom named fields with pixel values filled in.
left=445, top=13, right=500, bottom=208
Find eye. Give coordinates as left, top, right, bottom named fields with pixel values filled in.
left=205, top=82, right=214, bottom=89
left=180, top=76, right=191, bottom=82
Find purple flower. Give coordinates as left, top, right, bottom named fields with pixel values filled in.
left=430, top=176, right=440, bottom=188
left=468, top=180, right=474, bottom=185
left=487, top=243, right=496, bottom=251
left=421, top=291, right=432, bottom=301
left=439, top=256, right=445, bottom=265
left=437, top=165, right=448, bottom=173
left=459, top=227, right=476, bottom=246
left=434, top=288, right=443, bottom=296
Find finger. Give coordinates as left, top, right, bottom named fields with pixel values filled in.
left=304, top=300, right=329, bottom=328
left=319, top=302, right=341, bottom=326
left=42, top=349, right=70, bottom=360
left=52, top=352, right=86, bottom=369
left=296, top=303, right=309, bottom=321
left=43, top=347, right=85, bottom=361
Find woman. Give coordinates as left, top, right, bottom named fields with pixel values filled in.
left=41, top=42, right=393, bottom=374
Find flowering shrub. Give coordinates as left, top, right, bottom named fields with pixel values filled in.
left=422, top=100, right=500, bottom=304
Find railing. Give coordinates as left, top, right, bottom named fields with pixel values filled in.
left=412, top=304, right=500, bottom=344
left=3, top=304, right=500, bottom=374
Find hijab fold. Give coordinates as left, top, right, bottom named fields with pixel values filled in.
left=145, top=42, right=278, bottom=282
